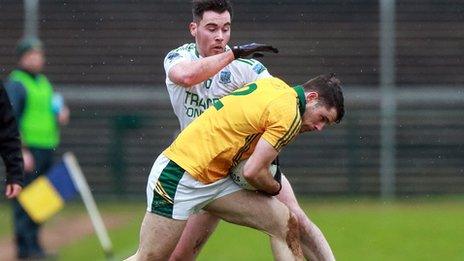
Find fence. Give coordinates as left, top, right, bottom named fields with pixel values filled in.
left=50, top=85, right=464, bottom=197
left=1, top=0, right=463, bottom=86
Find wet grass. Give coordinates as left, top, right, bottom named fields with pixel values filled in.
left=2, top=196, right=463, bottom=260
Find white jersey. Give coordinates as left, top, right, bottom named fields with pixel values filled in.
left=164, top=43, right=272, bottom=130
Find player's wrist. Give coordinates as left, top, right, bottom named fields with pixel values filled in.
left=225, top=49, right=236, bottom=62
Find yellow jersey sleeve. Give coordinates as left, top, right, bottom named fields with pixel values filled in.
left=261, top=93, right=302, bottom=151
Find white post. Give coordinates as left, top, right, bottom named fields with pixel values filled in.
left=23, top=0, right=39, bottom=38
left=64, top=152, right=114, bottom=259
left=379, top=0, right=397, bottom=199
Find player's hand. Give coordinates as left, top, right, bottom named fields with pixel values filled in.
left=260, top=163, right=282, bottom=196
left=5, top=183, right=22, bottom=199
left=260, top=182, right=281, bottom=197
left=232, top=43, right=278, bottom=59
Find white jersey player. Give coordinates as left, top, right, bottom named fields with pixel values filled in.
left=164, top=43, right=271, bottom=130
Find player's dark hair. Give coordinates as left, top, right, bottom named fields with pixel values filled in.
left=192, top=0, right=233, bottom=22
left=301, top=73, right=345, bottom=123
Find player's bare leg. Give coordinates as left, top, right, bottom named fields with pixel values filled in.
left=277, top=175, right=335, bottom=261
left=205, top=190, right=304, bottom=261
left=126, top=212, right=187, bottom=261
left=169, top=211, right=220, bottom=261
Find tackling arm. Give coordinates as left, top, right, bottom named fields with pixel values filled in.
left=168, top=43, right=278, bottom=87
left=242, top=138, right=281, bottom=195
left=169, top=50, right=235, bottom=87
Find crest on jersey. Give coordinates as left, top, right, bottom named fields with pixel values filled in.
left=166, top=52, right=180, bottom=63
left=219, top=70, right=232, bottom=84
left=253, top=63, right=266, bottom=74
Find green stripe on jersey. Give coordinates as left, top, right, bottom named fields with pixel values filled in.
left=236, top=58, right=254, bottom=66
left=275, top=104, right=301, bottom=151
left=231, top=133, right=260, bottom=167
left=151, top=160, right=184, bottom=218
left=277, top=119, right=301, bottom=150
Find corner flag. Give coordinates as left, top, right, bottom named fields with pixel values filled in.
left=18, top=152, right=113, bottom=258
left=18, top=161, right=78, bottom=223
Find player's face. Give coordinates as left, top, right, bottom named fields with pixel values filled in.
left=300, top=94, right=338, bottom=133
left=190, top=10, right=231, bottom=57
left=19, top=49, right=45, bottom=73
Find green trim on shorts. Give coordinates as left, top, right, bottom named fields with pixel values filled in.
left=150, top=160, right=184, bottom=218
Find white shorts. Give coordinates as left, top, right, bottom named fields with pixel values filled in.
left=146, top=154, right=242, bottom=220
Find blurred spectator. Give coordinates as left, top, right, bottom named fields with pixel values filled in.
left=4, top=37, right=70, bottom=260
left=0, top=81, right=24, bottom=199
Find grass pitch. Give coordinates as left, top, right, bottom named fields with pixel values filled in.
left=1, top=196, right=463, bottom=260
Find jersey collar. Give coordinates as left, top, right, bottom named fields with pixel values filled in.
left=293, top=85, right=306, bottom=116
left=195, top=46, right=201, bottom=58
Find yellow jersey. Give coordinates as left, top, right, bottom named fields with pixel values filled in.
left=163, top=77, right=306, bottom=184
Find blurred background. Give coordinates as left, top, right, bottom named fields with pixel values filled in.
left=0, top=0, right=463, bottom=260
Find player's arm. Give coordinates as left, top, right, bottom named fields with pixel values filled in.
left=242, top=138, right=281, bottom=196
left=169, top=43, right=278, bottom=87
left=243, top=91, right=300, bottom=195
left=168, top=50, right=235, bottom=87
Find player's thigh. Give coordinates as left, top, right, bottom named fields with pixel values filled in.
left=174, top=211, right=220, bottom=250
left=180, top=211, right=220, bottom=240
left=276, top=174, right=301, bottom=211
left=138, top=212, right=187, bottom=260
left=204, top=190, right=290, bottom=237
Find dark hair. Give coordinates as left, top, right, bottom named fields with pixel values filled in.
left=192, top=0, right=233, bottom=22
left=301, top=73, right=345, bottom=123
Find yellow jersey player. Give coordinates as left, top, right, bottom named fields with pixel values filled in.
left=126, top=74, right=345, bottom=261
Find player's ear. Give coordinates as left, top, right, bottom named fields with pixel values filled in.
left=306, top=91, right=319, bottom=102
left=189, top=22, right=197, bottom=37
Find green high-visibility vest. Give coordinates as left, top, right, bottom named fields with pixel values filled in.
left=9, top=70, right=59, bottom=148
